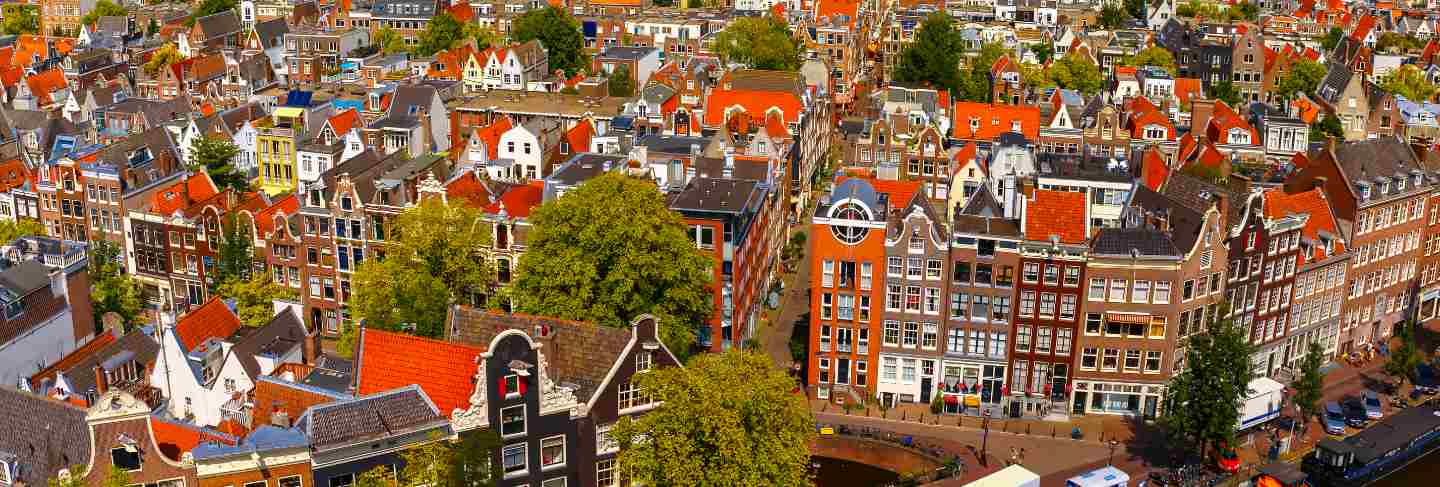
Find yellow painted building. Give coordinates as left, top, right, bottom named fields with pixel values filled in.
left=255, top=107, right=305, bottom=195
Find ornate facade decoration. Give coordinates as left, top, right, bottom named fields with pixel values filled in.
left=450, top=359, right=489, bottom=431
left=536, top=350, right=581, bottom=417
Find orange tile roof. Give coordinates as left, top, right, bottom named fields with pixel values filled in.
left=1350, top=14, right=1376, bottom=41
left=446, top=171, right=492, bottom=208
left=764, top=110, right=790, bottom=138
left=356, top=329, right=483, bottom=418
left=252, top=375, right=343, bottom=428
left=484, top=180, right=545, bottom=218
left=472, top=116, right=514, bottom=161
left=991, top=55, right=1014, bottom=76
left=0, top=158, right=30, bottom=192
left=1174, top=78, right=1203, bottom=108
left=326, top=108, right=362, bottom=137
left=703, top=83, right=803, bottom=127
left=1292, top=96, right=1321, bottom=124
left=1025, top=190, right=1087, bottom=244
left=1141, top=149, right=1169, bottom=191
left=834, top=175, right=922, bottom=208
left=951, top=142, right=980, bottom=177
left=815, top=0, right=861, bottom=28
left=255, top=194, right=298, bottom=238
left=149, top=172, right=220, bottom=216
left=215, top=419, right=249, bottom=439
left=1263, top=188, right=1346, bottom=262
left=151, top=417, right=237, bottom=461
left=566, top=118, right=594, bottom=154
left=24, top=68, right=67, bottom=106
left=1206, top=101, right=1259, bottom=145
left=1127, top=96, right=1174, bottom=140
left=446, top=2, right=475, bottom=22
left=175, top=298, right=243, bottom=352
left=952, top=102, right=1040, bottom=141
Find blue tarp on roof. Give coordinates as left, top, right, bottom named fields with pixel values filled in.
left=284, top=90, right=314, bottom=107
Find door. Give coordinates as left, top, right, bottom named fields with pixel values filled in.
left=1145, top=396, right=1159, bottom=419
left=920, top=377, right=933, bottom=404
left=1073, top=392, right=1087, bottom=414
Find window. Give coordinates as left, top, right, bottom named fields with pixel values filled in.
left=1036, top=327, right=1052, bottom=353
left=993, top=296, right=1011, bottom=321
left=859, top=262, right=872, bottom=291
left=1043, top=265, right=1059, bottom=285
left=1064, top=266, right=1080, bottom=286
left=1081, top=348, right=1098, bottom=369
left=619, top=380, right=651, bottom=410
left=1060, top=295, right=1077, bottom=320
left=972, top=295, right=990, bottom=320
left=542, top=478, right=566, bottom=487
left=1149, top=317, right=1168, bottom=338
left=1023, top=262, right=1039, bottom=282
left=1016, top=325, right=1031, bottom=351
left=635, top=351, right=652, bottom=372
left=1020, top=291, right=1036, bottom=317
left=1109, top=279, right=1127, bottom=301
left=922, top=323, right=938, bottom=349
left=905, top=286, right=922, bottom=311
left=1039, top=293, right=1057, bottom=317
left=1089, top=278, right=1105, bottom=300
left=888, top=257, right=902, bottom=276
left=1124, top=350, right=1142, bottom=372
left=903, top=322, right=920, bottom=347
left=541, top=435, right=566, bottom=468
left=882, top=356, right=898, bottom=381
left=822, top=260, right=834, bottom=287
left=907, top=258, right=923, bottom=279
left=503, top=443, right=528, bottom=475
left=1056, top=329, right=1073, bottom=355
left=883, top=321, right=900, bottom=345
left=1154, top=281, right=1171, bottom=304
left=924, top=288, right=941, bottom=314
left=887, top=285, right=902, bottom=310
left=1085, top=313, right=1102, bottom=334
left=111, top=447, right=142, bottom=471
left=1102, top=349, right=1119, bottom=371
left=953, top=262, right=971, bottom=282
left=501, top=405, right=525, bottom=436
left=1145, top=351, right=1163, bottom=373
left=1133, top=280, right=1151, bottom=303
left=950, top=293, right=970, bottom=319
left=597, top=459, right=618, bottom=487
left=926, top=259, right=943, bottom=279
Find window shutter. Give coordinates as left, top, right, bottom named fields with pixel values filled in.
left=497, top=377, right=506, bottom=396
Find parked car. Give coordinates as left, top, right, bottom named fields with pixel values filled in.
left=1323, top=402, right=1347, bottom=435
left=1415, top=364, right=1439, bottom=395
left=1343, top=400, right=1370, bottom=428
left=1363, top=391, right=1384, bottom=419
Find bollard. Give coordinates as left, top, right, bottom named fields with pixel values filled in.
left=1026, top=424, right=1031, bottom=435
left=1052, top=426, right=1056, bottom=438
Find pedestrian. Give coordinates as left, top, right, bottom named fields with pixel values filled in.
left=1020, top=448, right=1027, bottom=464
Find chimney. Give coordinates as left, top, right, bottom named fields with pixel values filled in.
left=418, top=107, right=432, bottom=155
left=49, top=269, right=66, bottom=300
left=1191, top=99, right=1216, bottom=135
left=302, top=323, right=319, bottom=365
left=93, top=364, right=109, bottom=396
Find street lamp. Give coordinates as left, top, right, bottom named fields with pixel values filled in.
left=1108, top=439, right=1120, bottom=466
left=980, top=410, right=992, bottom=466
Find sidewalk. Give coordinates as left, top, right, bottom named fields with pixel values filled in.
left=812, top=399, right=1143, bottom=445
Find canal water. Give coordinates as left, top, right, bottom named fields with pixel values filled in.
left=813, top=456, right=901, bottom=486
left=1374, top=448, right=1440, bottom=487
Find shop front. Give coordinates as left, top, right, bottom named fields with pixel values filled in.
left=1070, top=380, right=1164, bottom=418
left=940, top=361, right=1006, bottom=414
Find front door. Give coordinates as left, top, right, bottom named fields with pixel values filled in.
left=920, top=377, right=933, bottom=404
left=1073, top=391, right=1087, bottom=414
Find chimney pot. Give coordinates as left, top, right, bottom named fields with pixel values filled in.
left=94, top=364, right=109, bottom=396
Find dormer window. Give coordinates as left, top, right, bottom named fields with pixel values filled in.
left=1358, top=182, right=1371, bottom=199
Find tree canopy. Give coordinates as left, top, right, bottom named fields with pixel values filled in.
left=1274, top=58, right=1326, bottom=106
left=611, top=350, right=814, bottom=486
left=712, top=15, right=802, bottom=71
left=374, top=27, right=408, bottom=55
left=0, top=219, right=44, bottom=243
left=513, top=173, right=713, bottom=354
left=1385, top=321, right=1423, bottom=386
left=1209, top=80, right=1243, bottom=106
left=216, top=274, right=298, bottom=326
left=1379, top=64, right=1439, bottom=102
left=1377, top=32, right=1425, bottom=54
left=213, top=211, right=253, bottom=285
left=1321, top=27, right=1344, bottom=51
left=1161, top=306, right=1255, bottom=456
left=89, top=240, right=143, bottom=330
left=82, top=0, right=128, bottom=28
left=1048, top=55, right=1105, bottom=95
left=144, top=43, right=185, bottom=77
left=1311, top=112, right=1344, bottom=141
left=2, top=5, right=38, bottom=36
left=1176, top=0, right=1255, bottom=21
left=189, top=136, right=249, bottom=192
left=1029, top=43, right=1054, bottom=64
left=893, top=12, right=966, bottom=95
left=350, top=198, right=493, bottom=338
left=1099, top=4, right=1128, bottom=29
left=1293, top=341, right=1326, bottom=422
left=511, top=7, right=589, bottom=77
left=609, top=64, right=635, bottom=97
left=1125, top=46, right=1177, bottom=75
left=414, top=13, right=468, bottom=57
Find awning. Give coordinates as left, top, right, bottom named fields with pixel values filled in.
left=273, top=107, right=305, bottom=119
left=1106, top=312, right=1151, bottom=324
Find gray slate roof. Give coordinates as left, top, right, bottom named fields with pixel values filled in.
left=229, top=308, right=308, bottom=379
left=0, top=387, right=91, bottom=485
left=1091, top=227, right=1181, bottom=257
left=298, top=384, right=448, bottom=450
left=195, top=11, right=243, bottom=41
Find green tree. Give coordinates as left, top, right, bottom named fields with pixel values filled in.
left=1293, top=341, right=1327, bottom=424
left=513, top=173, right=713, bottom=354
left=1321, top=27, right=1344, bottom=51
left=1386, top=321, right=1423, bottom=387
left=374, top=27, right=408, bottom=55
left=463, top=23, right=501, bottom=51
left=608, top=64, right=634, bottom=97
left=354, top=465, right=395, bottom=487
left=146, top=18, right=160, bottom=37
left=448, top=430, right=501, bottom=487
left=1377, top=32, right=1425, bottom=54
left=511, top=7, right=589, bottom=76
left=1019, top=62, right=1055, bottom=90
left=1274, top=58, right=1326, bottom=106
left=103, top=466, right=131, bottom=487
left=611, top=350, right=814, bottom=486
left=400, top=433, right=460, bottom=487
left=0, top=219, right=44, bottom=243
left=81, top=0, right=128, bottom=27
left=2, top=5, right=39, bottom=36
left=415, top=12, right=466, bottom=57
left=189, top=136, right=249, bottom=192
left=336, top=322, right=359, bottom=359
left=187, top=0, right=237, bottom=27
left=1124, top=0, right=1146, bottom=19
left=350, top=198, right=493, bottom=338
left=1029, top=42, right=1054, bottom=64
left=1209, top=81, right=1242, bottom=106
left=1099, top=4, right=1128, bottom=29
left=893, top=13, right=965, bottom=94
left=1379, top=64, right=1439, bottom=103
left=213, top=212, right=253, bottom=285
left=1161, top=306, right=1255, bottom=457
left=144, top=43, right=185, bottom=77
left=1311, top=112, right=1344, bottom=141
left=1048, top=55, right=1105, bottom=95
left=1125, top=46, right=1177, bottom=75
left=711, top=15, right=802, bottom=71
left=1231, top=1, right=1259, bottom=21
left=89, top=240, right=144, bottom=330
left=216, top=274, right=298, bottom=325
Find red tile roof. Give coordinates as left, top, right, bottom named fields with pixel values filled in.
left=471, top=116, right=514, bottom=161
left=255, top=194, right=298, bottom=238
left=252, top=376, right=342, bottom=428
left=814, top=0, right=861, bottom=28
left=1127, top=96, right=1175, bottom=140
left=0, top=158, right=31, bottom=192
left=835, top=175, right=922, bottom=208
left=1025, top=190, right=1087, bottom=244
left=1263, top=188, right=1346, bottom=262
left=764, top=110, right=790, bottom=138
left=702, top=78, right=803, bottom=127
left=175, top=298, right=243, bottom=352
left=952, top=102, right=1040, bottom=141
left=446, top=171, right=492, bottom=208
left=356, top=329, right=483, bottom=418
left=566, top=118, right=594, bottom=154
left=446, top=2, right=475, bottom=22
left=1206, top=101, right=1259, bottom=145
left=24, top=68, right=67, bottom=106
left=150, top=416, right=237, bottom=461
left=484, top=180, right=545, bottom=218
left=326, top=108, right=362, bottom=137
left=1174, top=78, right=1203, bottom=108
left=149, top=172, right=220, bottom=216
left=1141, top=149, right=1170, bottom=191
left=951, top=142, right=980, bottom=177
left=1350, top=14, right=1377, bottom=41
